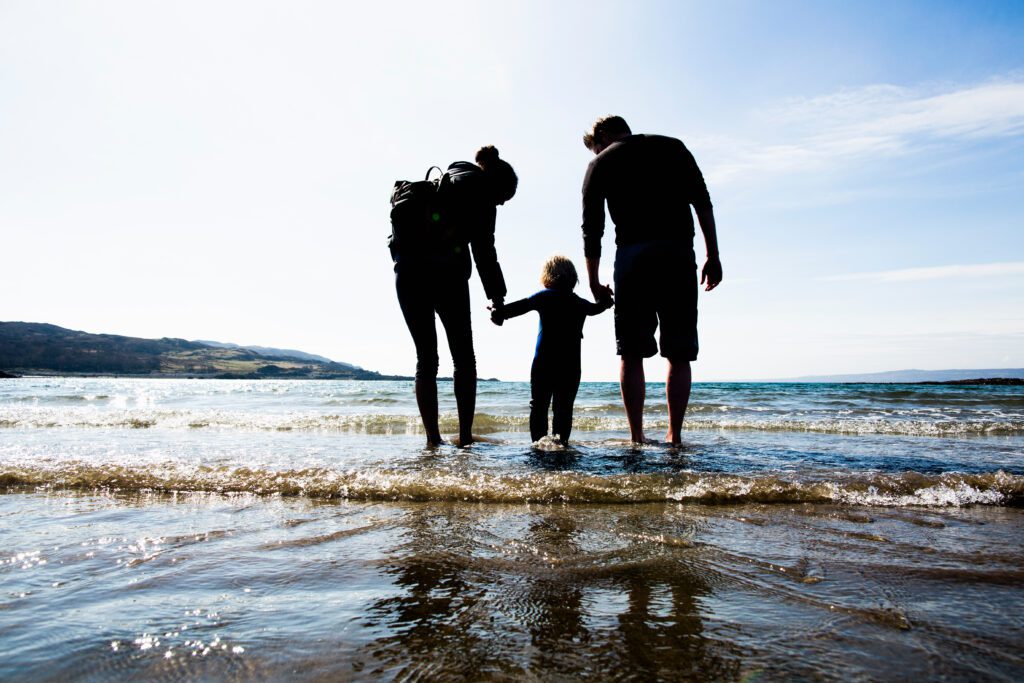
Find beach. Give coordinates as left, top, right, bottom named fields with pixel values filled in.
left=2, top=377, right=1023, bottom=680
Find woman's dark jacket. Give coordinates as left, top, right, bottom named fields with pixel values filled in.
left=393, top=161, right=507, bottom=302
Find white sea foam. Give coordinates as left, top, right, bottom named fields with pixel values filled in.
left=2, top=462, right=1020, bottom=507
left=2, top=406, right=1021, bottom=436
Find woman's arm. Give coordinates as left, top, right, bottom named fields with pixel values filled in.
left=469, top=202, right=507, bottom=304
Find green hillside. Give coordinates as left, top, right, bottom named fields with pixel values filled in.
left=0, top=322, right=406, bottom=380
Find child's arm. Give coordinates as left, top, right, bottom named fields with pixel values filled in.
left=582, top=288, right=614, bottom=316
left=491, top=296, right=536, bottom=325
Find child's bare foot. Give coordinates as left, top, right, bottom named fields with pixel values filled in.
left=452, top=434, right=475, bottom=447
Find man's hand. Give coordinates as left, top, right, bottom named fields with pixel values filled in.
left=701, top=257, right=723, bottom=291
left=591, top=282, right=614, bottom=305
left=585, top=257, right=613, bottom=306
left=592, top=283, right=614, bottom=306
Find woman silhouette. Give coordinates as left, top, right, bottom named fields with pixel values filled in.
left=392, top=146, right=517, bottom=446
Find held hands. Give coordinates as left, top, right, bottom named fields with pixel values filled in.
left=701, top=256, right=723, bottom=291
left=488, top=299, right=504, bottom=326
left=591, top=282, right=614, bottom=306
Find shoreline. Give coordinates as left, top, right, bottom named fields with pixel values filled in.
left=1, top=371, right=1020, bottom=385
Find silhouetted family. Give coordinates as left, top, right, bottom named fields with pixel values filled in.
left=390, top=116, right=722, bottom=448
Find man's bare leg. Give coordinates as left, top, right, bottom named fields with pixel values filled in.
left=620, top=356, right=646, bottom=443
left=666, top=359, right=692, bottom=445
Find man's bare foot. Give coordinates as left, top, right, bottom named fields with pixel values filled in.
left=665, top=430, right=682, bottom=446
left=425, top=436, right=445, bottom=449
left=452, top=434, right=475, bottom=447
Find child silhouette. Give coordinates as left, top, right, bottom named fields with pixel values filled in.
left=491, top=255, right=612, bottom=444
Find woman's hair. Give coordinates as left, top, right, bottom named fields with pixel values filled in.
left=475, top=145, right=518, bottom=204
left=540, top=255, right=578, bottom=290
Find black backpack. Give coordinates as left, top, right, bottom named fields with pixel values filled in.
left=388, top=166, right=454, bottom=259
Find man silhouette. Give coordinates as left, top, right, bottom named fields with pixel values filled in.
left=581, top=116, right=722, bottom=445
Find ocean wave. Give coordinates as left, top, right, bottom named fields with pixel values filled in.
left=7, top=394, right=112, bottom=403
left=324, top=397, right=403, bottom=405
left=1, top=463, right=1020, bottom=507
left=1, top=408, right=1022, bottom=436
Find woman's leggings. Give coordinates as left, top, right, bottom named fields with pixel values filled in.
left=530, top=359, right=581, bottom=443
left=395, top=265, right=476, bottom=386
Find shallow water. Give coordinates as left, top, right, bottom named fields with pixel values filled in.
left=2, top=378, right=1023, bottom=680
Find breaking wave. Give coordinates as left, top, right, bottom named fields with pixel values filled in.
left=1, top=462, right=1020, bottom=507
left=1, top=408, right=1022, bottom=436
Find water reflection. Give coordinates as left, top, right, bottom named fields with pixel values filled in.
left=527, top=442, right=702, bottom=476
left=360, top=505, right=487, bottom=679
left=604, top=510, right=738, bottom=681
left=522, top=511, right=588, bottom=677
left=360, top=503, right=741, bottom=680
left=526, top=447, right=583, bottom=472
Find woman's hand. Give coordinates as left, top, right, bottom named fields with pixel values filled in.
left=488, top=300, right=504, bottom=326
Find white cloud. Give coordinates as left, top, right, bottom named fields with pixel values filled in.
left=821, top=261, right=1024, bottom=283
left=702, top=78, right=1024, bottom=183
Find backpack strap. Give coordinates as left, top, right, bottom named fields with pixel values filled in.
left=425, top=166, right=444, bottom=181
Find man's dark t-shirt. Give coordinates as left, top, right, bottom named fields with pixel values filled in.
left=581, top=134, right=712, bottom=260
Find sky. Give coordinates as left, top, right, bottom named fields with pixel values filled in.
left=1, top=0, right=1023, bottom=381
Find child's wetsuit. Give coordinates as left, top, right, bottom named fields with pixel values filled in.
left=501, top=289, right=611, bottom=442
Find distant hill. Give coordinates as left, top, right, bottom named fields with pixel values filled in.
left=0, top=322, right=405, bottom=380
left=194, top=340, right=355, bottom=368
left=777, top=368, right=1024, bottom=383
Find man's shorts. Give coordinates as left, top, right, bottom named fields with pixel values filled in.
left=613, top=240, right=698, bottom=360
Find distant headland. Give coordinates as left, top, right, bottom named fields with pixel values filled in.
left=918, top=377, right=1024, bottom=386
left=775, top=368, right=1024, bottom=384
left=0, top=322, right=411, bottom=380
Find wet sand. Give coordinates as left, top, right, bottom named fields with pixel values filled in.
left=2, top=491, right=1022, bottom=681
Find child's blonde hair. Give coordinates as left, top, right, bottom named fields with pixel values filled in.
left=540, top=255, right=578, bottom=290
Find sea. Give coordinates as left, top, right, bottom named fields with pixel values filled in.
left=1, top=377, right=1022, bottom=681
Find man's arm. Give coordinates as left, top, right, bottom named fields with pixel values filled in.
left=582, top=158, right=612, bottom=302
left=680, top=141, right=722, bottom=292
left=586, top=257, right=613, bottom=304
left=695, top=205, right=722, bottom=291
